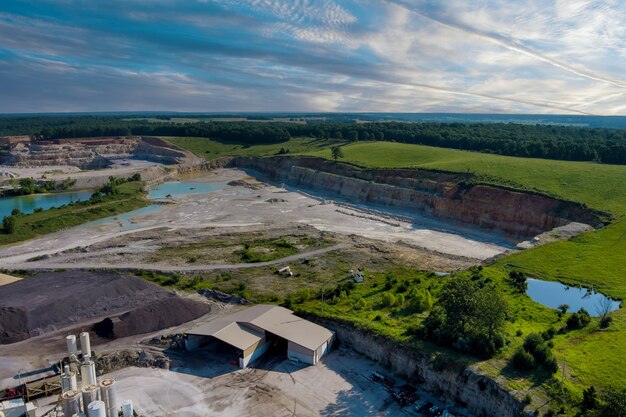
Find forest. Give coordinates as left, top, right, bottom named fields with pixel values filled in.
left=2, top=115, right=626, bottom=164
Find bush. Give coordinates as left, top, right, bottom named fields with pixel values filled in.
left=523, top=333, right=544, bottom=352
left=582, top=386, right=598, bottom=411
left=512, top=347, right=536, bottom=371
left=600, top=315, right=613, bottom=329
left=2, top=216, right=16, bottom=234
left=354, top=298, right=368, bottom=310
left=395, top=294, right=405, bottom=307
left=567, top=308, right=591, bottom=329
left=509, top=271, right=527, bottom=293
left=381, top=292, right=396, bottom=308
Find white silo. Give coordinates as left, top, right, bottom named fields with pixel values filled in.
left=80, top=332, right=91, bottom=357
left=86, top=400, right=107, bottom=417
left=61, top=365, right=78, bottom=392
left=81, top=385, right=99, bottom=413
left=62, top=389, right=81, bottom=417
left=122, top=400, right=133, bottom=417
left=99, top=379, right=118, bottom=417
left=80, top=360, right=97, bottom=387
left=66, top=335, right=78, bottom=356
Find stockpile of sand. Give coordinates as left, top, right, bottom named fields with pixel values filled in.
left=0, top=271, right=210, bottom=344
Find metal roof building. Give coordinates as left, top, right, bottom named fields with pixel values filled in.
left=185, top=305, right=334, bottom=368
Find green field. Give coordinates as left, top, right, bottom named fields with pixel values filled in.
left=0, top=181, right=147, bottom=246
left=307, top=141, right=626, bottom=215
left=164, top=136, right=339, bottom=161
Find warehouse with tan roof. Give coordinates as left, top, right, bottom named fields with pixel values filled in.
left=184, top=305, right=334, bottom=368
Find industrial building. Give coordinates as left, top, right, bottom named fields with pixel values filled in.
left=185, top=305, right=334, bottom=368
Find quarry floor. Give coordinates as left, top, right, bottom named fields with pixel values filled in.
left=103, top=348, right=448, bottom=417
left=0, top=168, right=511, bottom=272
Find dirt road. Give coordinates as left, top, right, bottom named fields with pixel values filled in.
left=4, top=243, right=351, bottom=272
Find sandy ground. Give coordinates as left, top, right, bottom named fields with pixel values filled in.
left=102, top=349, right=441, bottom=417
left=0, top=272, right=21, bottom=286
left=0, top=169, right=510, bottom=271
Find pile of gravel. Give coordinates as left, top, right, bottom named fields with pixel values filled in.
left=0, top=270, right=210, bottom=344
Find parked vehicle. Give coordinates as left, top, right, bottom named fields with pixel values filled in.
left=371, top=371, right=396, bottom=388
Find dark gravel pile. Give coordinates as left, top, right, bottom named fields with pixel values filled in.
left=0, top=270, right=210, bottom=344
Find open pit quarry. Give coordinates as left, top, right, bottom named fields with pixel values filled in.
left=0, top=136, right=188, bottom=169
left=0, top=152, right=606, bottom=417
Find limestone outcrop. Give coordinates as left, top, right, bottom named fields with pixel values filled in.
left=233, top=156, right=604, bottom=241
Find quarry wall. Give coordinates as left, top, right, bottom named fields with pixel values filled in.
left=306, top=315, right=527, bottom=417
left=233, top=156, right=603, bottom=240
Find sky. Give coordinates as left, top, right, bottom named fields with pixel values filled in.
left=0, top=0, right=625, bottom=114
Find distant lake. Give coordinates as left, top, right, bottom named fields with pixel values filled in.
left=526, top=278, right=621, bottom=316
left=0, top=191, right=93, bottom=219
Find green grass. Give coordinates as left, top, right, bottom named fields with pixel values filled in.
left=307, top=141, right=626, bottom=215
left=486, top=219, right=626, bottom=394
left=163, top=136, right=339, bottom=160
left=151, top=235, right=326, bottom=264
left=0, top=182, right=147, bottom=246
left=499, top=218, right=626, bottom=300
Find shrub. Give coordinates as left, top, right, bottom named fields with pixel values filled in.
left=396, top=294, right=405, bottom=307
left=381, top=292, right=396, bottom=308
left=567, top=308, right=591, bottom=330
left=512, top=347, right=536, bottom=371
left=355, top=298, right=368, bottom=310
left=509, top=271, right=527, bottom=293
left=2, top=216, right=16, bottom=234
left=600, top=315, right=613, bottom=329
left=523, top=333, right=544, bottom=352
left=582, top=386, right=598, bottom=411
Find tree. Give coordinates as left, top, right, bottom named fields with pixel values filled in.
left=582, top=386, right=599, bottom=411
left=557, top=304, right=570, bottom=318
left=585, top=387, right=626, bottom=417
left=509, top=271, right=527, bottom=293
left=596, top=298, right=615, bottom=329
left=331, top=146, right=344, bottom=162
left=2, top=216, right=16, bottom=234
left=422, top=277, right=508, bottom=357
left=474, top=285, right=509, bottom=345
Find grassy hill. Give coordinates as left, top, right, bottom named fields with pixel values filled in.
left=306, top=141, right=626, bottom=215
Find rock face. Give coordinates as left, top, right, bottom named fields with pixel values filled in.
left=308, top=316, right=527, bottom=417
left=0, top=136, right=186, bottom=168
left=233, top=156, right=604, bottom=240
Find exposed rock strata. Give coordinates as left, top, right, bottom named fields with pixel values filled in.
left=307, top=316, right=528, bottom=417
left=1, top=136, right=186, bottom=169
left=233, top=156, right=604, bottom=240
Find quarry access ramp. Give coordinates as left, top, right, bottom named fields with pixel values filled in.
left=4, top=243, right=351, bottom=273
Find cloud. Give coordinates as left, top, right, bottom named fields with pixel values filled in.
left=0, top=0, right=624, bottom=113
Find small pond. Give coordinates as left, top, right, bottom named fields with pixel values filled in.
left=148, top=181, right=228, bottom=199
left=0, top=190, right=93, bottom=219
left=526, top=278, right=621, bottom=316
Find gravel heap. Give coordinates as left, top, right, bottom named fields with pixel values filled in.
left=0, top=270, right=210, bottom=344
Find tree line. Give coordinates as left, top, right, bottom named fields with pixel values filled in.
left=2, top=116, right=626, bottom=164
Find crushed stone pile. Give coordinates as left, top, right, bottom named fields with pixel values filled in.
left=0, top=270, right=210, bottom=344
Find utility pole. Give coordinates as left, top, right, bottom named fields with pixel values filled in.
left=562, top=357, right=566, bottom=383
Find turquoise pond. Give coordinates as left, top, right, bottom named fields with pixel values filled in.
left=148, top=181, right=228, bottom=199
left=526, top=278, right=621, bottom=316
left=0, top=190, right=93, bottom=219
left=78, top=180, right=230, bottom=231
